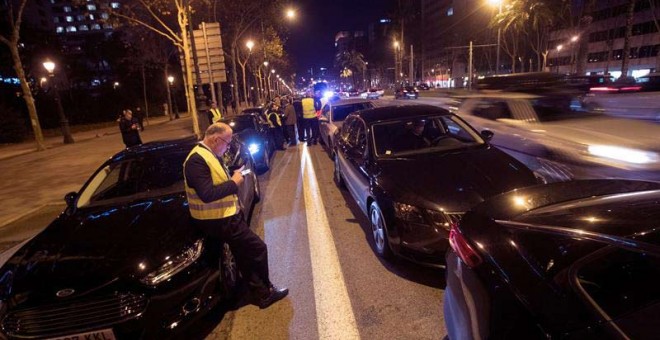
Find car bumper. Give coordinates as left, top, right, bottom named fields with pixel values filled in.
left=392, top=220, right=449, bottom=267
left=443, top=250, right=491, bottom=340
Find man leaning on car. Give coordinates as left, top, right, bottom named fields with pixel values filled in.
left=183, top=122, right=288, bottom=309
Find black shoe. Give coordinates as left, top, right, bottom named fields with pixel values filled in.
left=256, top=286, right=289, bottom=309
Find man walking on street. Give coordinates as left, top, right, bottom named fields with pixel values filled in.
left=183, top=122, right=288, bottom=309
left=283, top=101, right=297, bottom=145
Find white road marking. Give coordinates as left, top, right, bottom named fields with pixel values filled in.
left=301, top=145, right=360, bottom=339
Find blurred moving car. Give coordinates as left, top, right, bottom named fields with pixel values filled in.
left=444, top=179, right=660, bottom=340
left=566, top=74, right=615, bottom=93
left=333, top=105, right=537, bottom=266
left=361, top=88, right=384, bottom=99
left=417, top=83, right=430, bottom=90
left=0, top=137, right=260, bottom=339
left=318, top=99, right=374, bottom=157
left=222, top=115, right=273, bottom=173
left=636, top=72, right=660, bottom=92
left=455, top=91, right=660, bottom=183
left=582, top=74, right=660, bottom=122
left=394, top=86, right=419, bottom=99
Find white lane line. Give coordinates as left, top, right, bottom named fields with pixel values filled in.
left=301, top=145, right=360, bottom=340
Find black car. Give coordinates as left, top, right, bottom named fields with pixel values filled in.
left=0, top=136, right=260, bottom=339
left=417, top=83, right=430, bottom=90
left=332, top=105, right=537, bottom=266
left=221, top=115, right=273, bottom=173
left=240, top=107, right=268, bottom=125
left=394, top=86, right=419, bottom=99
left=444, top=179, right=660, bottom=339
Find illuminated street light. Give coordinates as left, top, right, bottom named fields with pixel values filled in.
left=487, top=0, right=504, bottom=74
left=556, top=44, right=563, bottom=51
left=286, top=8, right=296, bottom=20
left=246, top=40, right=255, bottom=52
left=263, top=61, right=269, bottom=67
left=271, top=69, right=276, bottom=74
left=42, top=59, right=74, bottom=144
left=168, top=75, right=174, bottom=85
left=571, top=35, right=579, bottom=42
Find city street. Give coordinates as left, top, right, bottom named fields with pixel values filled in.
left=0, top=111, right=446, bottom=339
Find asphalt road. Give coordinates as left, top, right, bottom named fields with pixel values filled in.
left=0, top=100, right=450, bottom=339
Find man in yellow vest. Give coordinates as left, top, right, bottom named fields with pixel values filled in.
left=301, top=95, right=317, bottom=145
left=208, top=101, right=223, bottom=124
left=183, top=122, right=288, bottom=309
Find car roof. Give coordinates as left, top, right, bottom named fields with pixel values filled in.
left=352, top=105, right=451, bottom=124
left=329, top=98, right=373, bottom=106
left=111, top=136, right=198, bottom=161
left=454, top=91, right=541, bottom=99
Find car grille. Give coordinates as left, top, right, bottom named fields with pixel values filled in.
left=2, top=292, right=146, bottom=338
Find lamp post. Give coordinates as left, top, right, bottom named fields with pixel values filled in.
left=166, top=76, right=175, bottom=120
left=42, top=60, right=74, bottom=144
left=488, top=0, right=503, bottom=74
left=555, top=44, right=563, bottom=74
left=393, top=40, right=400, bottom=85
left=570, top=35, right=579, bottom=74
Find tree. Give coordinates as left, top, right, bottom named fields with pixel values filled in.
left=0, top=0, right=45, bottom=150
left=492, top=0, right=527, bottom=73
left=335, top=50, right=367, bottom=88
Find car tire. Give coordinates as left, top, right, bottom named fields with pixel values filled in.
left=333, top=153, right=345, bottom=189
left=369, top=201, right=393, bottom=259
left=256, top=151, right=270, bottom=174
left=219, top=243, right=239, bottom=298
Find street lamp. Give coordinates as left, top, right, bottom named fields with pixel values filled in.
left=488, top=0, right=503, bottom=74
left=166, top=75, right=175, bottom=120
left=42, top=59, right=74, bottom=144
left=286, top=8, right=296, bottom=20
left=555, top=45, right=563, bottom=73
left=242, top=39, right=255, bottom=106
left=393, top=40, right=401, bottom=85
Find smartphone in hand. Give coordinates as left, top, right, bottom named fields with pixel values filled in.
left=241, top=168, right=252, bottom=176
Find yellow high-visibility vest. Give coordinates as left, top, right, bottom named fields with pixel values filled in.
left=184, top=144, right=238, bottom=220
left=302, top=98, right=316, bottom=119
left=210, top=108, right=222, bottom=123
left=266, top=111, right=282, bottom=128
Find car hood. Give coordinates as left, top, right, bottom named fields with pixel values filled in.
left=375, top=146, right=536, bottom=212
left=541, top=117, right=660, bottom=151
left=0, top=194, right=197, bottom=305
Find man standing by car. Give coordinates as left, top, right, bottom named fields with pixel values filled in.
left=283, top=101, right=297, bottom=145
left=301, top=95, right=317, bottom=145
left=183, top=122, right=288, bottom=309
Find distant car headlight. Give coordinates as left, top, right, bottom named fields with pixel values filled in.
left=248, top=143, right=260, bottom=155
left=141, top=239, right=204, bottom=286
left=587, top=145, right=659, bottom=165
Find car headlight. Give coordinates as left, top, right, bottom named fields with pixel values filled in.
left=587, top=145, right=659, bottom=165
left=394, top=203, right=455, bottom=231
left=141, top=239, right=204, bottom=286
left=248, top=143, right=260, bottom=155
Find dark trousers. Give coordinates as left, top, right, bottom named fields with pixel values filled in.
left=193, top=213, right=270, bottom=291
left=296, top=119, right=305, bottom=141
left=284, top=124, right=297, bottom=144
left=270, top=127, right=285, bottom=149
left=303, top=118, right=319, bottom=142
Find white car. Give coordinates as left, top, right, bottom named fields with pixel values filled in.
left=582, top=90, right=660, bottom=122
left=455, top=92, right=660, bottom=183
left=318, top=99, right=374, bottom=156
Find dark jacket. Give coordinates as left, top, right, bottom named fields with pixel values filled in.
left=119, top=117, right=142, bottom=147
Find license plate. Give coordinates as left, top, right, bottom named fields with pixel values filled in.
left=46, top=329, right=116, bottom=340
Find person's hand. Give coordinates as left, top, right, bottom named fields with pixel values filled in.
left=231, top=166, right=245, bottom=186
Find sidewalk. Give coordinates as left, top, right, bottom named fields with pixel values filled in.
left=0, top=114, right=178, bottom=161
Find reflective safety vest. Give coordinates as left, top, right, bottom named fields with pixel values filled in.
left=184, top=144, right=239, bottom=220
left=266, top=111, right=282, bottom=128
left=210, top=108, right=222, bottom=123
left=302, top=98, right=316, bottom=119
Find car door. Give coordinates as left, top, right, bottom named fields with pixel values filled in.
left=341, top=119, right=370, bottom=212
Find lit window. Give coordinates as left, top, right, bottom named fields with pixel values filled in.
left=111, top=2, right=120, bottom=8
left=63, top=5, right=71, bottom=12
left=79, top=25, right=89, bottom=31
left=101, top=12, right=109, bottom=19
left=76, top=15, right=84, bottom=21
left=447, top=7, right=454, bottom=16
left=53, top=17, right=60, bottom=23
left=87, top=4, right=96, bottom=10
left=66, top=26, right=77, bottom=32
left=65, top=16, right=73, bottom=22
left=56, top=26, right=64, bottom=33
left=92, top=23, right=101, bottom=30
left=88, top=14, right=95, bottom=20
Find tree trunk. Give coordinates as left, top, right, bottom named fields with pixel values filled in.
left=230, top=45, right=240, bottom=109
left=179, top=13, right=200, bottom=138
left=620, top=0, right=636, bottom=78
left=241, top=62, right=248, bottom=107
left=576, top=0, right=597, bottom=75
left=10, top=44, right=45, bottom=150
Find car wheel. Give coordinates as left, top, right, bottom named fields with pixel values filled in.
left=369, top=201, right=393, bottom=259
left=220, top=243, right=239, bottom=297
left=333, top=153, right=345, bottom=189
left=257, top=151, right=270, bottom=174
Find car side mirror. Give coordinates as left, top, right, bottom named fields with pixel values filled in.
left=480, top=130, right=494, bottom=141
left=64, top=192, right=77, bottom=208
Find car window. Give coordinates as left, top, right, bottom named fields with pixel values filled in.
left=226, top=118, right=257, bottom=132
left=531, top=95, right=602, bottom=122
left=372, top=115, right=484, bottom=157
left=340, top=116, right=355, bottom=141
left=575, top=247, right=660, bottom=336
left=349, top=120, right=367, bottom=154
left=77, top=151, right=188, bottom=207
left=471, top=100, right=514, bottom=120
left=332, top=103, right=372, bottom=122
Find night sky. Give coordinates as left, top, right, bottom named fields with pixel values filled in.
left=286, top=0, right=391, bottom=75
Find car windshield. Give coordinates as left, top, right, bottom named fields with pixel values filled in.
left=333, top=103, right=373, bottom=121
left=76, top=151, right=188, bottom=208
left=225, top=118, right=257, bottom=132
left=531, top=95, right=603, bottom=122
left=372, top=115, right=484, bottom=157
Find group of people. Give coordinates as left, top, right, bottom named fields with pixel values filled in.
left=264, top=93, right=323, bottom=149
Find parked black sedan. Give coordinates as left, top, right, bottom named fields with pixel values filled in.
left=444, top=179, right=660, bottom=340
left=0, top=136, right=259, bottom=339
left=221, top=115, right=273, bottom=173
left=333, top=105, right=538, bottom=266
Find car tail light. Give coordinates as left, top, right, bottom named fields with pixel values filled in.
left=589, top=86, right=619, bottom=92
left=449, top=223, right=483, bottom=268
left=619, top=86, right=641, bottom=92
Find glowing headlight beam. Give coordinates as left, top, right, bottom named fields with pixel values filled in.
left=588, top=145, right=659, bottom=165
